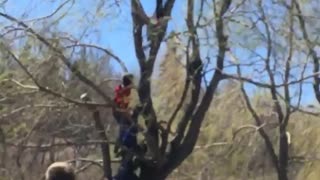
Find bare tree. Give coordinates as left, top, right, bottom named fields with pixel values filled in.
left=3, top=0, right=320, bottom=180
left=0, top=0, right=232, bottom=179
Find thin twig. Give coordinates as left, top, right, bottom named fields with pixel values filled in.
left=0, top=12, right=113, bottom=105
left=64, top=43, right=128, bottom=73
left=24, top=0, right=73, bottom=22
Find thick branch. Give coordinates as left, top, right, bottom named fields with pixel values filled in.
left=155, top=0, right=164, bottom=18
left=163, top=0, right=176, bottom=16
left=131, top=0, right=158, bottom=160
left=131, top=0, right=149, bottom=25
left=131, top=0, right=176, bottom=161
left=177, top=0, right=230, bottom=157
left=283, top=1, right=294, bottom=128
left=169, top=0, right=202, bottom=150
left=131, top=0, right=147, bottom=68
left=162, top=0, right=231, bottom=175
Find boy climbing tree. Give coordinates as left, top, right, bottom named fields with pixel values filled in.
left=112, top=73, right=144, bottom=180
left=113, top=73, right=136, bottom=155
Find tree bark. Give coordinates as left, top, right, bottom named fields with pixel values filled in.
left=278, top=126, right=289, bottom=180
left=93, top=110, right=112, bottom=180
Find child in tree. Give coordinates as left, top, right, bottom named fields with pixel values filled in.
left=113, top=73, right=145, bottom=153
left=112, top=74, right=142, bottom=180
left=113, top=73, right=136, bottom=154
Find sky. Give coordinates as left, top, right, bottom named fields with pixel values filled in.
left=0, top=0, right=318, bottom=106
left=1, top=0, right=186, bottom=72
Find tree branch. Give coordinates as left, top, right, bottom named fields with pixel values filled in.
left=0, top=12, right=113, bottom=105
left=294, top=0, right=320, bottom=104
left=257, top=0, right=284, bottom=124
left=24, top=0, right=73, bottom=22
left=160, top=36, right=193, bottom=155
left=221, top=71, right=320, bottom=89
left=92, top=110, right=112, bottom=180
left=131, top=0, right=149, bottom=25
left=163, top=0, right=176, bottom=16
left=178, top=0, right=231, bottom=157
left=258, top=1, right=289, bottom=175
left=6, top=140, right=116, bottom=149
left=169, top=0, right=202, bottom=150
left=283, top=0, right=294, bottom=128
left=64, top=43, right=128, bottom=73
left=131, top=0, right=176, bottom=161
left=238, top=64, right=280, bottom=172
left=162, top=0, right=231, bottom=175
left=1, top=50, right=111, bottom=108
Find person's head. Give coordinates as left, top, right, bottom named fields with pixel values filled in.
left=122, top=73, right=134, bottom=87
left=45, top=162, right=75, bottom=180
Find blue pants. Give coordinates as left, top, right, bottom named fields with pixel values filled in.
left=121, top=126, right=138, bottom=149
left=113, top=109, right=132, bottom=155
left=113, top=169, right=139, bottom=180
left=113, top=157, right=139, bottom=180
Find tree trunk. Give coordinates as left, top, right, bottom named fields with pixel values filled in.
left=139, top=173, right=167, bottom=180
left=278, top=126, right=289, bottom=180
left=138, top=165, right=170, bottom=180
left=278, top=172, right=288, bottom=180
left=93, top=110, right=113, bottom=180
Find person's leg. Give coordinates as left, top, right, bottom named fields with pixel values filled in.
left=114, top=152, right=134, bottom=180
left=121, top=125, right=139, bottom=151
left=112, top=108, right=123, bottom=124
left=113, top=109, right=125, bottom=156
left=113, top=165, right=126, bottom=180
left=113, top=109, right=136, bottom=157
left=115, top=124, right=127, bottom=157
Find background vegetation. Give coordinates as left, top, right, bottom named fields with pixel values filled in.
left=1, top=0, right=320, bottom=180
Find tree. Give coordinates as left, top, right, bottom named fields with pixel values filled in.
left=2, top=0, right=320, bottom=180
left=128, top=0, right=231, bottom=179
left=0, top=0, right=231, bottom=179
left=218, top=0, right=320, bottom=179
